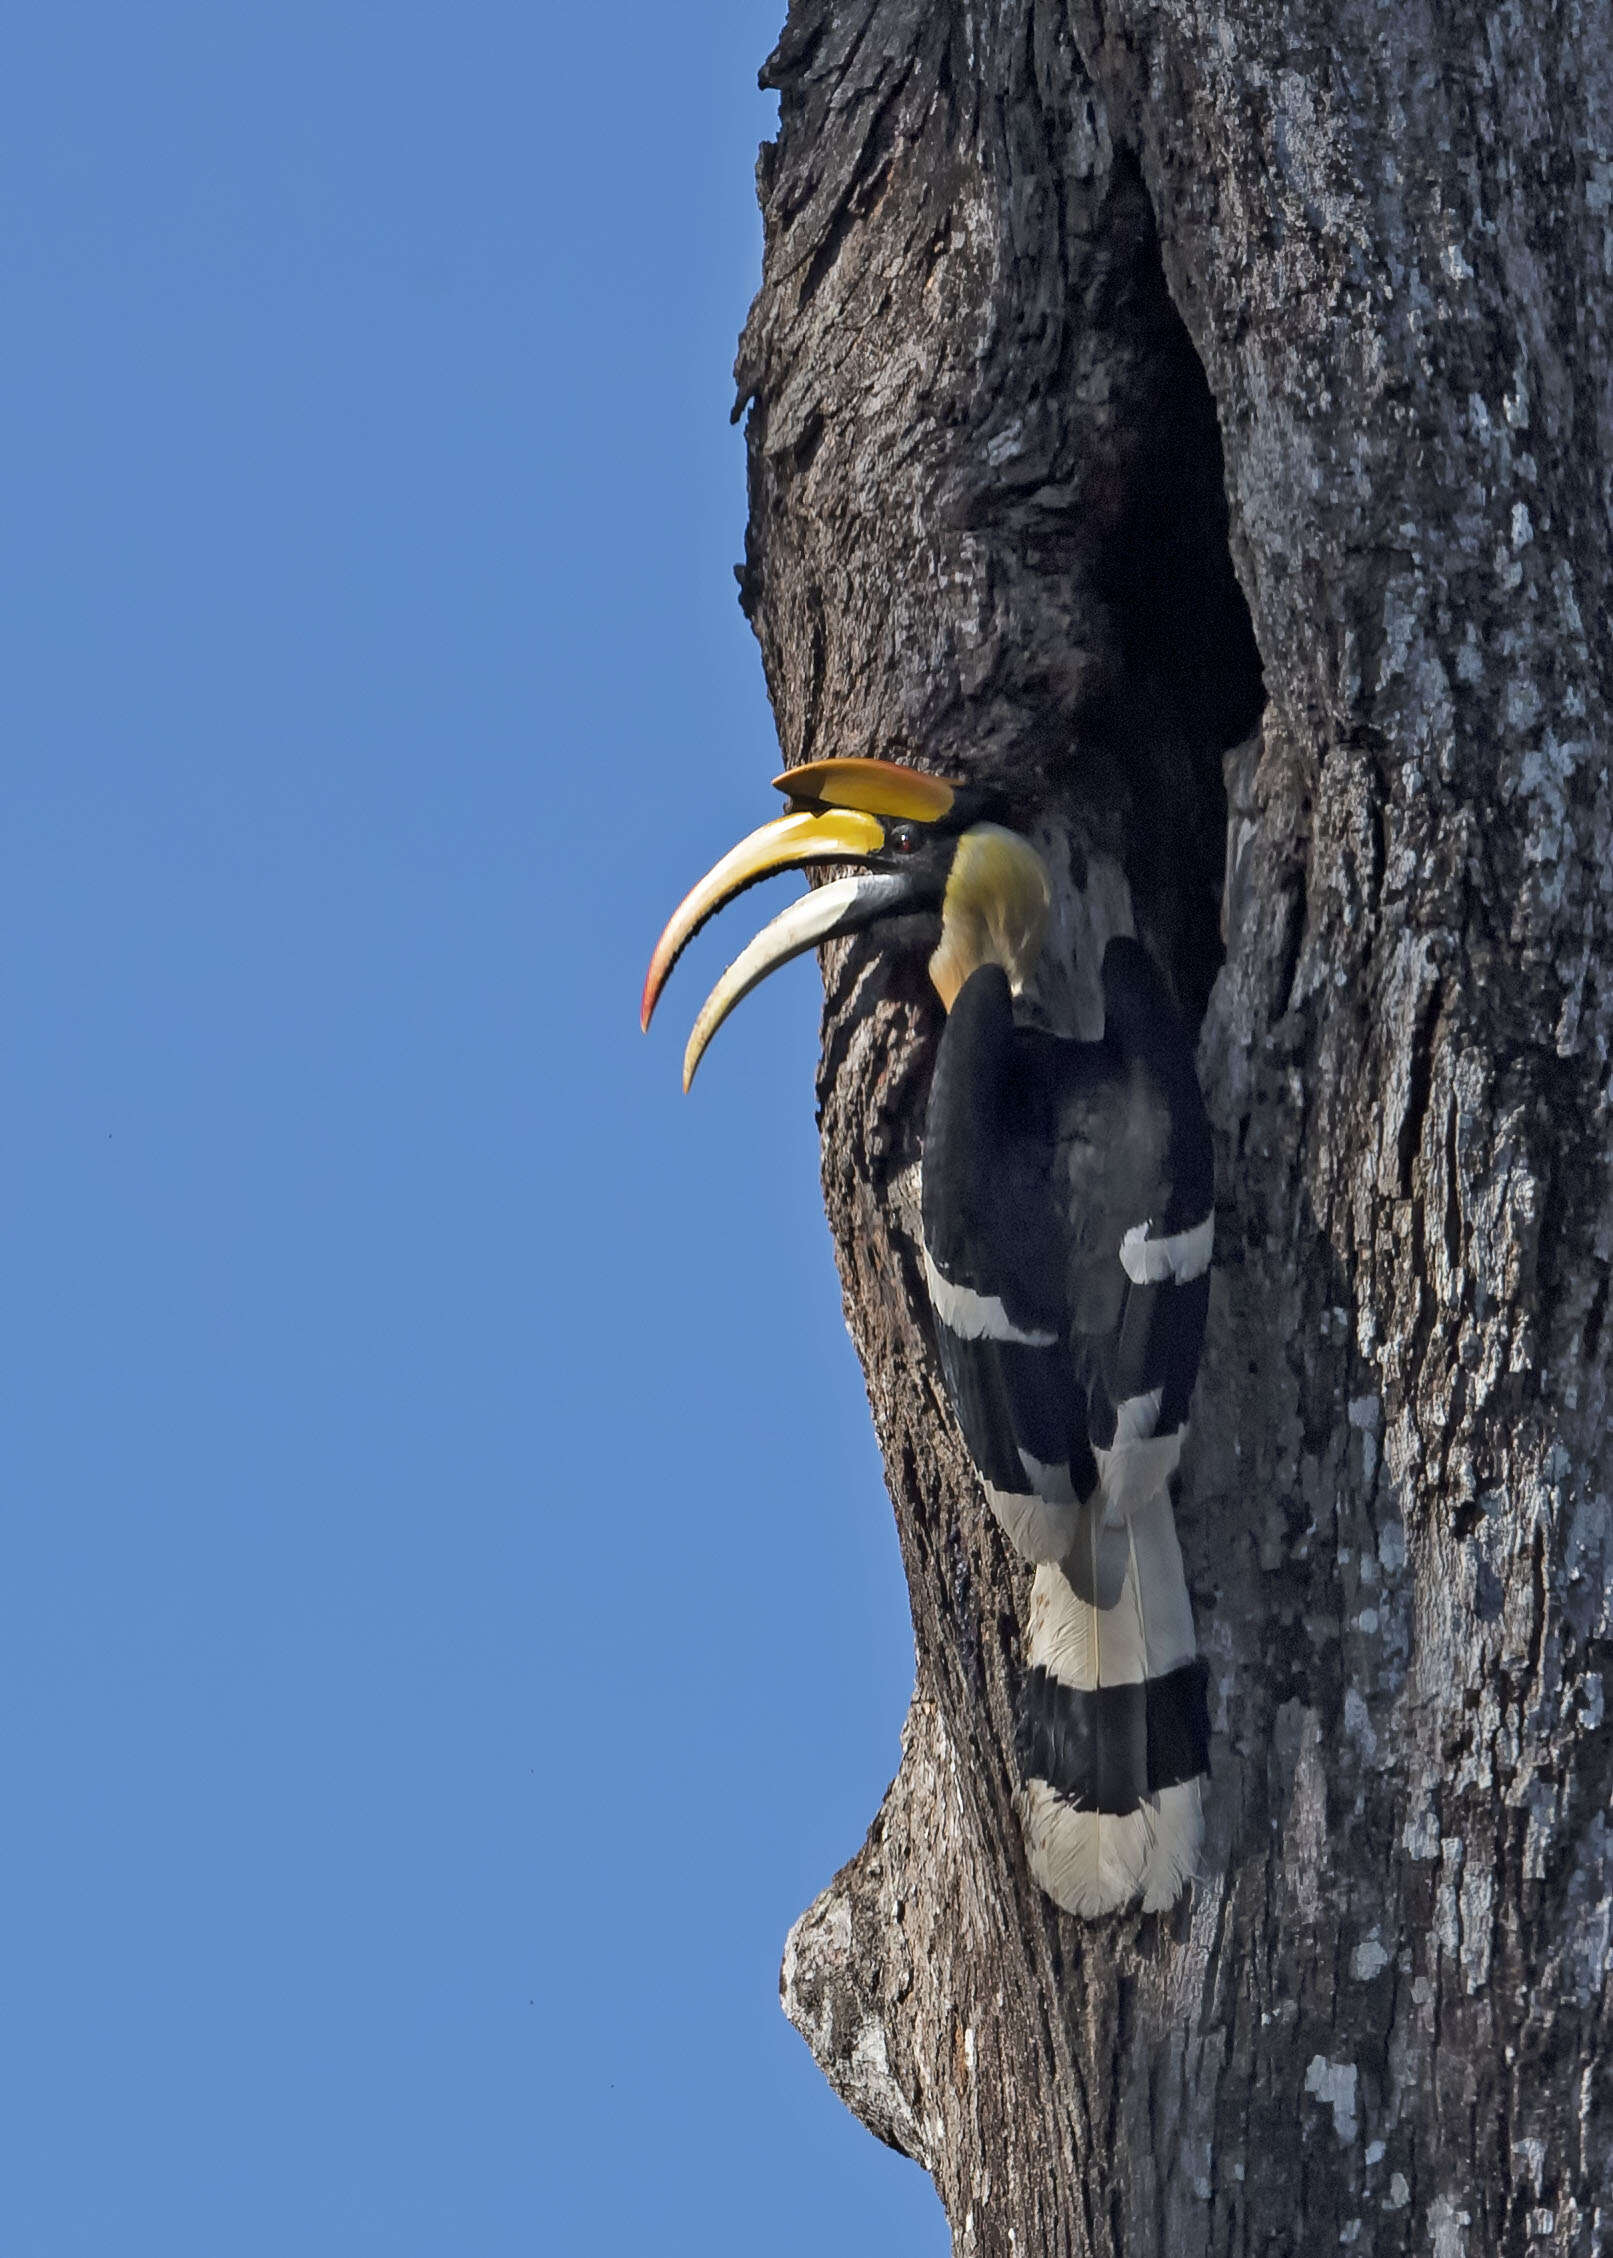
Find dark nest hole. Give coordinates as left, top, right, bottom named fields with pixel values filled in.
left=1073, top=155, right=1267, bottom=1035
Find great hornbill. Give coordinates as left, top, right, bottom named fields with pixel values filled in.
left=642, top=757, right=1213, bottom=1917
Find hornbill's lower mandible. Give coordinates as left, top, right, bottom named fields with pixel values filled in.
left=642, top=758, right=1213, bottom=1918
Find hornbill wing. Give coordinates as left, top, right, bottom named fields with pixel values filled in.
left=919, top=943, right=1214, bottom=1555
left=1073, top=937, right=1215, bottom=1523
left=919, top=965, right=1096, bottom=1565
left=1016, top=937, right=1216, bottom=1917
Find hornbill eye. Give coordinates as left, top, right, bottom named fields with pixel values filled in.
left=887, top=822, right=921, bottom=855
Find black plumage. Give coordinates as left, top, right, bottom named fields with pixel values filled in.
left=920, top=936, right=1214, bottom=1868
left=921, top=940, right=1211, bottom=1535
left=1015, top=1660, right=1211, bottom=1814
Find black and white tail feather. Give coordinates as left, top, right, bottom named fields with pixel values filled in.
left=920, top=937, right=1213, bottom=1918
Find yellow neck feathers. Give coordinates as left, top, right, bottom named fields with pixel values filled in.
left=927, top=825, right=1051, bottom=1012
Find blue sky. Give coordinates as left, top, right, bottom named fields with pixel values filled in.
left=0, top=5, right=944, bottom=2250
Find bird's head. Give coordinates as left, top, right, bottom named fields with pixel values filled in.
left=642, top=756, right=1051, bottom=1087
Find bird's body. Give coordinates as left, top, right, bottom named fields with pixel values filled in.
left=920, top=946, right=1212, bottom=1915
left=644, top=757, right=1213, bottom=1918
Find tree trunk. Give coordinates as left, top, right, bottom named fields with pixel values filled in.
left=733, top=1, right=1613, bottom=2250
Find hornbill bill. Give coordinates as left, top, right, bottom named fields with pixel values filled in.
left=642, top=757, right=1213, bottom=1917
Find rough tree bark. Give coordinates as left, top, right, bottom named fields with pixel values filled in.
left=731, top=2, right=1612, bottom=2250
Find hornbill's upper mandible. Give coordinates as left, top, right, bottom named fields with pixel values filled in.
left=643, top=757, right=1213, bottom=1918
